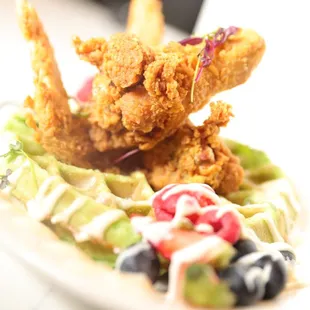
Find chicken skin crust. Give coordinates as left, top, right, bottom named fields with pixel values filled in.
left=17, top=0, right=124, bottom=169
left=142, top=101, right=244, bottom=195
left=74, top=30, right=265, bottom=151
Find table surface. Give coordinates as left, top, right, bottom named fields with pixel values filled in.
left=0, top=0, right=309, bottom=309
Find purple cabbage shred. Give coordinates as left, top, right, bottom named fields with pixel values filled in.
left=179, top=26, right=239, bottom=83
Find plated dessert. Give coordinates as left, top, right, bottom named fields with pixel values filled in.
left=0, top=0, right=306, bottom=308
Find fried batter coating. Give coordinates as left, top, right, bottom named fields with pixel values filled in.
left=74, top=30, right=265, bottom=151
left=17, top=0, right=122, bottom=169
left=17, top=1, right=245, bottom=196
left=127, top=0, right=164, bottom=46
left=142, top=102, right=244, bottom=194
left=72, top=36, right=108, bottom=67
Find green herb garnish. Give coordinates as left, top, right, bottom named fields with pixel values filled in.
left=180, top=27, right=239, bottom=102
left=0, top=141, right=38, bottom=190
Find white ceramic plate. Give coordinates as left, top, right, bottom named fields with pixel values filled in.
left=0, top=102, right=309, bottom=310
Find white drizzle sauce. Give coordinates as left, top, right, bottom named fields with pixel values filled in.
left=195, top=223, right=213, bottom=233
left=141, top=222, right=172, bottom=245
left=51, top=197, right=87, bottom=224
left=73, top=176, right=97, bottom=190
left=75, top=209, right=126, bottom=242
left=3, top=162, right=30, bottom=195
left=243, top=211, right=284, bottom=243
left=97, top=192, right=150, bottom=210
left=167, top=236, right=225, bottom=301
left=115, top=242, right=151, bottom=270
left=160, top=183, right=220, bottom=205
left=238, top=251, right=282, bottom=266
left=243, top=228, right=266, bottom=250
left=130, top=216, right=154, bottom=233
left=27, top=177, right=70, bottom=221
left=244, top=227, right=291, bottom=255
left=171, top=195, right=202, bottom=226
left=150, top=184, right=175, bottom=203
left=244, top=264, right=271, bottom=298
left=269, top=242, right=295, bottom=253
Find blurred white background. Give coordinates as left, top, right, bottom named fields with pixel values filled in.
left=0, top=0, right=186, bottom=100
left=0, top=0, right=309, bottom=309
left=194, top=0, right=310, bottom=211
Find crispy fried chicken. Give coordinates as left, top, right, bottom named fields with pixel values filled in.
left=17, top=0, right=123, bottom=169
left=17, top=0, right=263, bottom=196
left=143, top=101, right=244, bottom=194
left=74, top=30, right=265, bottom=151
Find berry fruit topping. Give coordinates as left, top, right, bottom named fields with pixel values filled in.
left=249, top=253, right=287, bottom=300
left=154, top=272, right=169, bottom=293
left=152, top=184, right=220, bottom=222
left=237, top=251, right=287, bottom=300
left=76, top=77, right=94, bottom=103
left=218, top=264, right=263, bottom=306
left=154, top=229, right=205, bottom=260
left=196, top=207, right=241, bottom=244
left=231, top=239, right=258, bottom=262
left=115, top=242, right=160, bottom=283
left=280, top=250, right=296, bottom=262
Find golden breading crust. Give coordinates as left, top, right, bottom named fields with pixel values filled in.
left=17, top=0, right=123, bottom=169
left=74, top=30, right=265, bottom=151
left=142, top=102, right=244, bottom=194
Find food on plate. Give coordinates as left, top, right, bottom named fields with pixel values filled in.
left=17, top=0, right=245, bottom=194
left=17, top=0, right=124, bottom=170
left=74, top=27, right=265, bottom=151
left=143, top=101, right=244, bottom=194
left=0, top=110, right=302, bottom=307
left=0, top=0, right=305, bottom=309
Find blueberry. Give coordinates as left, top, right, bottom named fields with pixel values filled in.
left=239, top=252, right=287, bottom=300
left=218, top=264, right=263, bottom=306
left=264, top=257, right=286, bottom=299
left=154, top=272, right=169, bottom=293
left=252, top=253, right=287, bottom=300
left=115, top=242, right=160, bottom=283
left=231, top=239, right=258, bottom=263
left=280, top=250, right=296, bottom=262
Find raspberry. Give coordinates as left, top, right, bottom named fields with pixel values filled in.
left=152, top=184, right=220, bottom=222
left=196, top=207, right=241, bottom=244
left=76, top=77, right=94, bottom=103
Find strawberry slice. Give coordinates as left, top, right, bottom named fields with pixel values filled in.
left=196, top=208, right=241, bottom=244
left=154, top=229, right=209, bottom=260
left=152, top=184, right=220, bottom=222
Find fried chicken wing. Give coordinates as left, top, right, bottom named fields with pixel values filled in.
left=127, top=0, right=164, bottom=46
left=74, top=30, right=265, bottom=151
left=17, top=0, right=123, bottom=169
left=142, top=102, right=244, bottom=194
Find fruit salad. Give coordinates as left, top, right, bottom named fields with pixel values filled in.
left=0, top=111, right=301, bottom=308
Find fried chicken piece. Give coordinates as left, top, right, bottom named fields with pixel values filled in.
left=74, top=30, right=265, bottom=151
left=127, top=0, right=164, bottom=46
left=142, top=102, right=244, bottom=194
left=17, top=0, right=123, bottom=169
